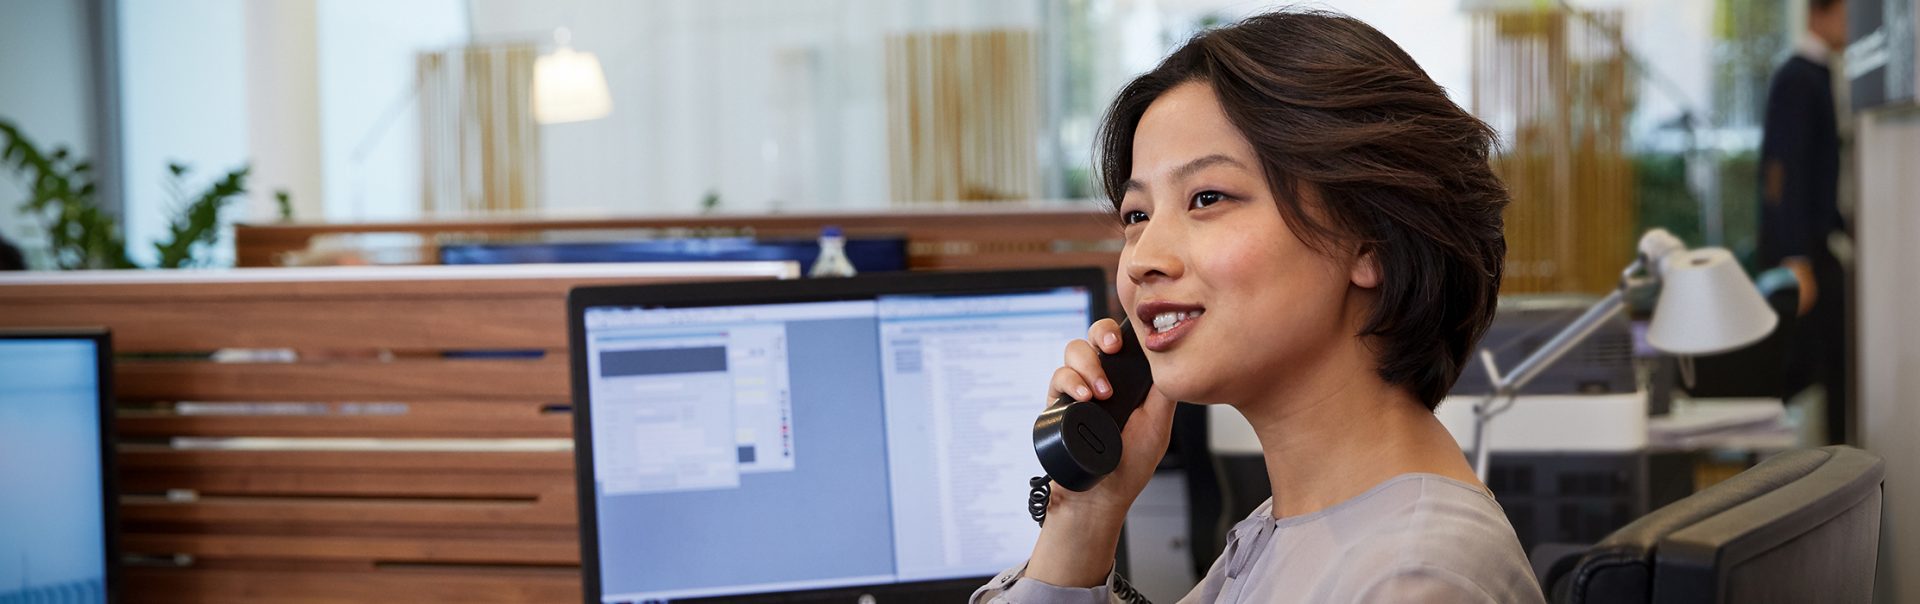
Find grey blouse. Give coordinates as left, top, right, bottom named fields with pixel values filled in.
left=972, top=473, right=1544, bottom=603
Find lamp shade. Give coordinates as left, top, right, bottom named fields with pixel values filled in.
left=1645, top=247, right=1778, bottom=356
left=533, top=46, right=611, bottom=124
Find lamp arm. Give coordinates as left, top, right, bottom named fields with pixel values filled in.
left=1470, top=257, right=1653, bottom=481
left=1493, top=288, right=1629, bottom=395
left=1470, top=289, right=1629, bottom=481
left=349, top=76, right=423, bottom=164
left=1487, top=257, right=1651, bottom=395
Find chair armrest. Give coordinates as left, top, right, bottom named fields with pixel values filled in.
left=1529, top=542, right=1591, bottom=594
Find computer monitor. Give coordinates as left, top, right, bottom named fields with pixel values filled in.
left=440, top=236, right=910, bottom=275
left=0, top=328, right=118, bottom=603
left=568, top=268, right=1107, bottom=603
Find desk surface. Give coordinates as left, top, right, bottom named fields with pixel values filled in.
left=1650, top=397, right=1800, bottom=452
left=1434, top=392, right=1648, bottom=453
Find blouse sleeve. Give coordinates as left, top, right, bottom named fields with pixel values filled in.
left=969, top=561, right=1130, bottom=604
left=1354, top=565, right=1507, bottom=603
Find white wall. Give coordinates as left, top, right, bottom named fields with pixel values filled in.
left=466, top=0, right=1044, bottom=215
left=457, top=0, right=1525, bottom=215
left=245, top=0, right=325, bottom=224
left=1616, top=0, right=1716, bottom=142
left=1856, top=9, right=1920, bottom=603
left=315, top=0, right=469, bottom=222
left=0, top=0, right=95, bottom=270
left=1858, top=106, right=1920, bottom=604
left=117, top=0, right=465, bottom=236
left=93, top=0, right=466, bottom=267
left=116, top=0, right=248, bottom=267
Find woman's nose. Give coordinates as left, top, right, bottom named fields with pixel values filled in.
left=1124, top=218, right=1184, bottom=286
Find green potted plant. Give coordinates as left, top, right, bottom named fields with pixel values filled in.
left=1, top=118, right=267, bottom=270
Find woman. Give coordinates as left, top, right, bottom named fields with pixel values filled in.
left=974, top=9, right=1541, bottom=604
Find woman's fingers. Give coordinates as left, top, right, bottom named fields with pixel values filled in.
left=1062, top=338, right=1110, bottom=399
left=1045, top=319, right=1127, bottom=406
left=1087, top=318, right=1123, bottom=355
left=1048, top=366, right=1093, bottom=403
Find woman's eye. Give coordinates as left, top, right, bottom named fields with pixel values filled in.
left=1121, top=210, right=1149, bottom=225
left=1190, top=190, right=1224, bottom=209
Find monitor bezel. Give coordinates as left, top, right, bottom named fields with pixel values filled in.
left=568, top=268, right=1110, bottom=604
left=0, top=327, right=120, bottom=604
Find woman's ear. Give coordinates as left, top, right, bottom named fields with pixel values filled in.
left=1350, top=245, right=1381, bottom=289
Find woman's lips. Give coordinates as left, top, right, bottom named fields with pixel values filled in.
left=1141, top=309, right=1202, bottom=352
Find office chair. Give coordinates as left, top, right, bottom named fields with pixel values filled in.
left=1538, top=445, right=1883, bottom=603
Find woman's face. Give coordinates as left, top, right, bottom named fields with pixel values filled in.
left=1116, top=81, right=1374, bottom=405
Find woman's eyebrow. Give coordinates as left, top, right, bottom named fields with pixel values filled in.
left=1125, top=153, right=1248, bottom=192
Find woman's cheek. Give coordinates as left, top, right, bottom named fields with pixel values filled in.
left=1195, top=229, right=1271, bottom=285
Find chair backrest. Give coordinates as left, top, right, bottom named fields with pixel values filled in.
left=0, top=262, right=793, bottom=603
left=1548, top=445, right=1884, bottom=603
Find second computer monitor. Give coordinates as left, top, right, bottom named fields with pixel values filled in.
left=569, top=268, right=1106, bottom=603
left=0, top=329, right=117, bottom=604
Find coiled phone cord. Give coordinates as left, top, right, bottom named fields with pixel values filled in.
left=1025, top=475, right=1153, bottom=604
left=1028, top=475, right=1052, bottom=526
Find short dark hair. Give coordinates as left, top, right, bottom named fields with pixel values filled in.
left=1811, top=0, right=1843, bottom=12
left=1095, top=9, right=1508, bottom=410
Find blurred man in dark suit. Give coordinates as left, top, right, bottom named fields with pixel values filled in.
left=1758, top=0, right=1849, bottom=443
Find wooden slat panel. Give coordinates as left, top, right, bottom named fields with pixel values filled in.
left=117, top=448, right=572, bottom=499
left=118, top=401, right=570, bottom=438
left=235, top=206, right=1115, bottom=239
left=0, top=269, right=778, bottom=302
left=1, top=298, right=565, bottom=351
left=910, top=252, right=1119, bottom=271
left=119, top=449, right=574, bottom=473
left=120, top=533, right=579, bottom=564
left=125, top=565, right=580, bottom=604
left=129, top=524, right=576, bottom=544
left=120, top=494, right=576, bottom=527
left=116, top=357, right=569, bottom=401
left=904, top=227, right=1118, bottom=244
left=116, top=413, right=571, bottom=439
left=231, top=206, right=1123, bottom=268
left=0, top=267, right=842, bottom=595
left=119, top=468, right=571, bottom=499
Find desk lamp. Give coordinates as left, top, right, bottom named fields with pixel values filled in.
left=1469, top=229, right=1777, bottom=480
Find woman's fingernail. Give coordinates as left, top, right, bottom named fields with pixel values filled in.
left=1096, top=379, right=1111, bottom=395
left=1103, top=333, right=1118, bottom=348
left=1075, top=386, right=1092, bottom=400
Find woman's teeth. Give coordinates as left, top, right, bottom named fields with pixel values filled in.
left=1151, top=310, right=1203, bottom=333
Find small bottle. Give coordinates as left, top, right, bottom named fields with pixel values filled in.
left=809, top=225, right=857, bottom=278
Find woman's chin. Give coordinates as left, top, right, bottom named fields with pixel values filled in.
left=1149, top=372, right=1225, bottom=405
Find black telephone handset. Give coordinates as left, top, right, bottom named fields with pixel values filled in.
left=1032, top=317, right=1154, bottom=492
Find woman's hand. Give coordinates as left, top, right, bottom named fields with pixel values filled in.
left=1026, top=317, right=1179, bottom=588
left=1045, top=317, right=1179, bottom=517
left=1783, top=257, right=1817, bottom=316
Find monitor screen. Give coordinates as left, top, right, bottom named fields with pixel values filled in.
left=0, top=331, right=115, bottom=603
left=439, top=237, right=910, bottom=275
left=570, top=270, right=1104, bottom=603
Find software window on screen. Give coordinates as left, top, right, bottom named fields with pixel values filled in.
left=583, top=289, right=1085, bottom=601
